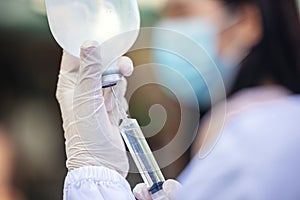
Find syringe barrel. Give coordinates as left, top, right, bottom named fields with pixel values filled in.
left=119, top=118, right=165, bottom=190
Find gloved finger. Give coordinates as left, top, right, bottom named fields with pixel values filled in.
left=163, top=179, right=182, bottom=199
left=60, top=50, right=80, bottom=73
left=103, top=87, right=114, bottom=112
left=119, top=56, right=134, bottom=77
left=133, top=183, right=153, bottom=200
left=76, top=40, right=104, bottom=93
left=73, top=41, right=107, bottom=119
left=120, top=96, right=129, bottom=112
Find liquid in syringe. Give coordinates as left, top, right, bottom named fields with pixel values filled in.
left=111, top=88, right=168, bottom=199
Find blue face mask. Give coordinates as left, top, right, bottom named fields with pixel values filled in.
left=152, top=17, right=239, bottom=109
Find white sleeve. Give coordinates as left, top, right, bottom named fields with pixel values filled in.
left=63, top=166, right=135, bottom=200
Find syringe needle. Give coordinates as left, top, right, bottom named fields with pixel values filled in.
left=111, top=87, right=117, bottom=98
left=111, top=87, right=128, bottom=120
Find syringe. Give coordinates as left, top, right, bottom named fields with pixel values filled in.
left=111, top=88, right=169, bottom=200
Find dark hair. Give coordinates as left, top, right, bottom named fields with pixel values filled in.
left=223, top=0, right=300, bottom=94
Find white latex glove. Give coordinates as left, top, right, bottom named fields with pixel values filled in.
left=56, top=41, right=134, bottom=177
left=133, top=180, right=182, bottom=200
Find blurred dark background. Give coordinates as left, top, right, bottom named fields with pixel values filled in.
left=0, top=1, right=169, bottom=199
left=0, top=1, right=66, bottom=199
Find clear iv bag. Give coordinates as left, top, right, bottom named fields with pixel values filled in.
left=45, top=0, right=140, bottom=58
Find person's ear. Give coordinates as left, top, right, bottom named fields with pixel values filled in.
left=219, top=3, right=263, bottom=61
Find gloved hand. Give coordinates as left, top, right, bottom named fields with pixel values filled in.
left=133, top=179, right=182, bottom=200
left=56, top=41, right=134, bottom=177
